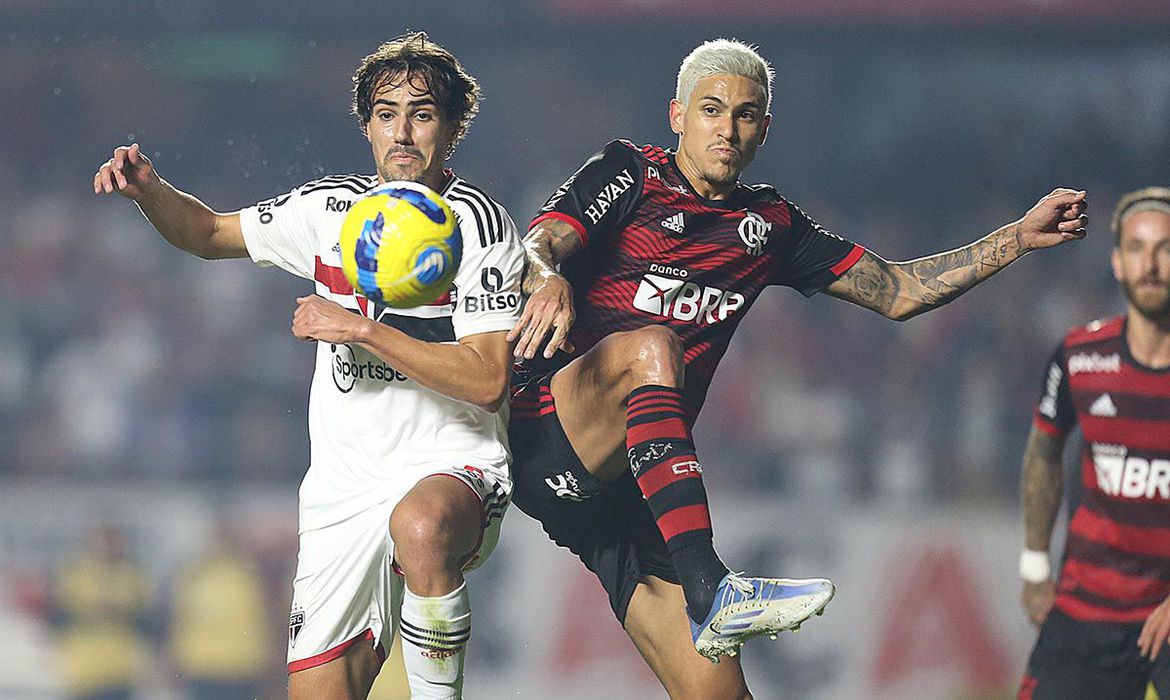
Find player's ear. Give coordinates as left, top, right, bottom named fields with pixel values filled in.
left=668, top=99, right=684, bottom=135
left=758, top=113, right=771, bottom=146
left=1111, top=245, right=1123, bottom=283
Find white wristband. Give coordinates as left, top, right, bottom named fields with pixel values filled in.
left=1019, top=549, right=1051, bottom=583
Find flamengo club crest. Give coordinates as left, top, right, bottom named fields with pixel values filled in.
left=738, top=211, right=771, bottom=256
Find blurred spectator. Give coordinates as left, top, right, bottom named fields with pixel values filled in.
left=51, top=525, right=150, bottom=700
left=168, top=522, right=269, bottom=700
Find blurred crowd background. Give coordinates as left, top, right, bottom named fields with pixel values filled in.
left=2, top=1, right=1169, bottom=698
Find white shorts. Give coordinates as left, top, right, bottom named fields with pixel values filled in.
left=286, top=464, right=510, bottom=673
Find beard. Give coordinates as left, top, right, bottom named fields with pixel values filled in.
left=1121, top=277, right=1170, bottom=322
left=378, top=148, right=425, bottom=183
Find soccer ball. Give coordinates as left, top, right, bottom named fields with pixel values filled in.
left=339, top=181, right=462, bottom=308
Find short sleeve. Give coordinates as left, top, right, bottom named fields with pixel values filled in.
left=529, top=140, right=645, bottom=246
left=773, top=201, right=865, bottom=297
left=446, top=191, right=524, bottom=340
left=1035, top=343, right=1076, bottom=436
left=239, top=186, right=317, bottom=280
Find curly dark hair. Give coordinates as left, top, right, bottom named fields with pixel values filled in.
left=1111, top=186, right=1170, bottom=244
left=352, top=32, right=481, bottom=159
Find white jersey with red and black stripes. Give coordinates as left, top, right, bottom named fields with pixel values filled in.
left=239, top=171, right=523, bottom=530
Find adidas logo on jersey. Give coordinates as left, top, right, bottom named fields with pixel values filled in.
left=661, top=212, right=685, bottom=234
left=1089, top=394, right=1118, bottom=417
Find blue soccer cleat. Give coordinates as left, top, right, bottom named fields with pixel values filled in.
left=690, top=572, right=835, bottom=661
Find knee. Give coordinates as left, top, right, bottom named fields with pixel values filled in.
left=390, top=495, right=477, bottom=573
left=622, top=325, right=683, bottom=387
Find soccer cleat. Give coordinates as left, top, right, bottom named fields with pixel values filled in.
left=690, top=573, right=835, bottom=661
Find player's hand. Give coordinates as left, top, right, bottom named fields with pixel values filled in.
left=1015, top=188, right=1088, bottom=251
left=292, top=295, right=369, bottom=344
left=507, top=272, right=575, bottom=360
left=1021, top=580, right=1056, bottom=628
left=1138, top=595, right=1170, bottom=660
left=93, top=143, right=162, bottom=201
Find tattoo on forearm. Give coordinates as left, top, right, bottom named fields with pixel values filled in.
left=834, top=222, right=1027, bottom=319
left=1022, top=429, right=1064, bottom=550
left=520, top=221, right=583, bottom=295
left=837, top=254, right=900, bottom=315
left=904, top=223, right=1022, bottom=306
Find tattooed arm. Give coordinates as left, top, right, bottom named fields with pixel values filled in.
left=825, top=189, right=1088, bottom=320
left=507, top=218, right=585, bottom=359
left=1020, top=425, right=1067, bottom=626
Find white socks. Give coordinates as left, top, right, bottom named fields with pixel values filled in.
left=399, top=582, right=471, bottom=699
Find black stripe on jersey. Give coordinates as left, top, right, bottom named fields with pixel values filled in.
left=448, top=185, right=503, bottom=247
left=301, top=180, right=374, bottom=197
left=1063, top=583, right=1167, bottom=611
left=1083, top=493, right=1170, bottom=529
left=447, top=190, right=489, bottom=247
left=302, top=173, right=374, bottom=188
left=1065, top=335, right=1123, bottom=356
left=452, top=182, right=505, bottom=243
left=1064, top=534, right=1170, bottom=580
left=375, top=310, right=455, bottom=342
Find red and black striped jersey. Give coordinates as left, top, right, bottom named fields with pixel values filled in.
left=1034, top=314, right=1170, bottom=622
left=527, top=139, right=864, bottom=413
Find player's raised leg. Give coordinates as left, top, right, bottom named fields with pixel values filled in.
left=548, top=325, right=834, bottom=659
left=390, top=475, right=485, bottom=700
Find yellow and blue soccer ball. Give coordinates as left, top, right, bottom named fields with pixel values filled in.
left=339, top=181, right=462, bottom=308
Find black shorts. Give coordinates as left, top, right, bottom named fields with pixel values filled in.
left=1020, top=608, right=1170, bottom=700
left=508, top=371, right=678, bottom=623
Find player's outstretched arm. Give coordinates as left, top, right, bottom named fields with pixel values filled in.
left=292, top=295, right=512, bottom=411
left=1019, top=425, right=1067, bottom=627
left=93, top=143, right=247, bottom=260
left=507, top=218, right=584, bottom=359
left=825, top=189, right=1088, bottom=321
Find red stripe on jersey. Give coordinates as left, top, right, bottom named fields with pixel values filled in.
left=531, top=211, right=589, bottom=246
left=1068, top=505, right=1170, bottom=559
left=830, top=244, right=866, bottom=276
left=1033, top=415, right=1064, bottom=437
left=1061, top=557, right=1168, bottom=605
left=627, top=417, right=689, bottom=444
left=656, top=504, right=712, bottom=541
left=315, top=256, right=354, bottom=295
left=1055, top=593, right=1151, bottom=623
left=313, top=256, right=450, bottom=308
left=638, top=457, right=703, bottom=498
left=1066, top=316, right=1124, bottom=347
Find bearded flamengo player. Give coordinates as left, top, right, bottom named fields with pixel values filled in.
left=1018, top=188, right=1170, bottom=700
left=506, top=38, right=1089, bottom=699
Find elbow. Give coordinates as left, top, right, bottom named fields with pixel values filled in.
left=886, top=297, right=950, bottom=322
left=475, top=392, right=507, bottom=413
left=473, top=378, right=509, bottom=413
left=885, top=305, right=919, bottom=323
